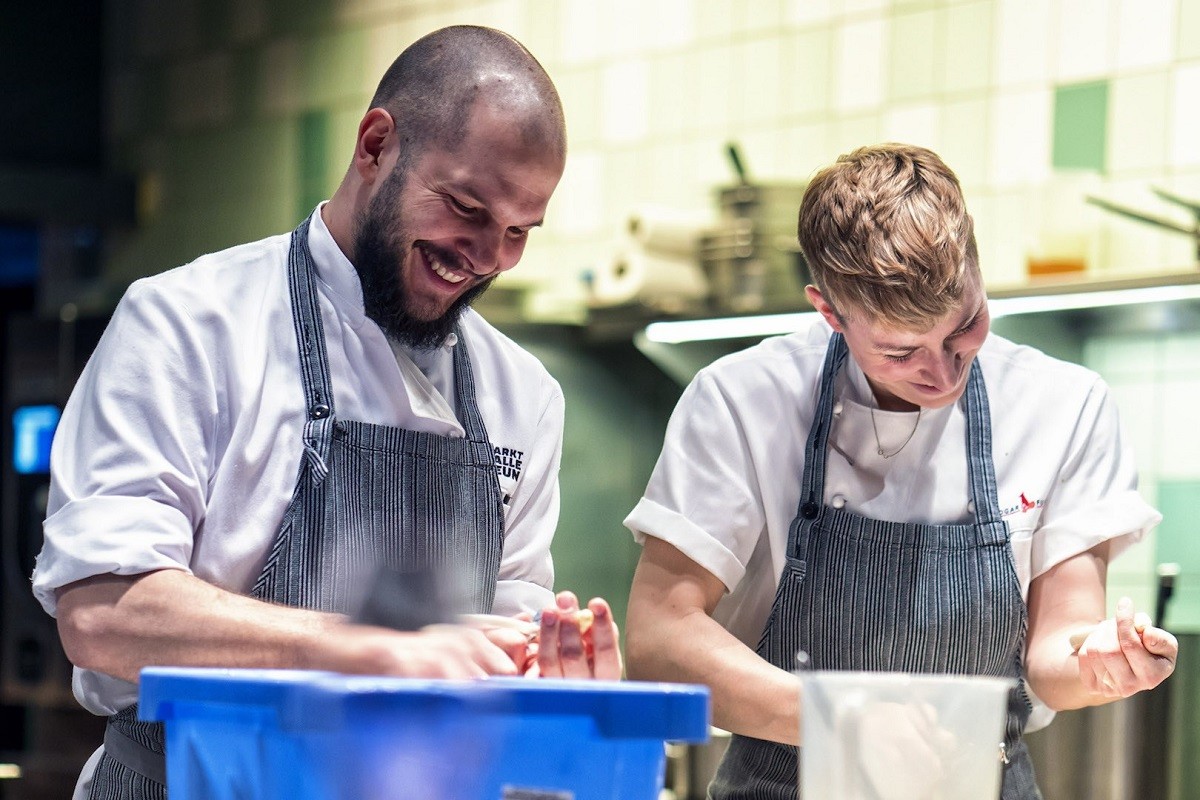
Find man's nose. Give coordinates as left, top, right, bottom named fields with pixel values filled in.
left=927, top=349, right=962, bottom=388
left=461, top=227, right=506, bottom=276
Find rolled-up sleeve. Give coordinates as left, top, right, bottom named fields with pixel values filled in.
left=1031, top=377, right=1161, bottom=581
left=32, top=282, right=215, bottom=615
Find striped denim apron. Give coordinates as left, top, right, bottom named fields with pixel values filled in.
left=709, top=332, right=1041, bottom=800
left=86, top=219, right=505, bottom=799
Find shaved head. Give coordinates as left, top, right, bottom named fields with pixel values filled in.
left=370, top=25, right=566, bottom=170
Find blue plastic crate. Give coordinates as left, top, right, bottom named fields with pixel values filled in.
left=139, top=667, right=710, bottom=800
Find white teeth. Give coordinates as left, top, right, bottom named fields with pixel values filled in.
left=430, top=258, right=466, bottom=284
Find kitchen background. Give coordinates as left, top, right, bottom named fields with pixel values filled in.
left=0, top=0, right=1197, bottom=798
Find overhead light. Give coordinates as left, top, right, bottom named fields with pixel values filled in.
left=0, top=764, right=21, bottom=780
left=642, top=312, right=819, bottom=343
left=987, top=282, right=1200, bottom=318
left=641, top=281, right=1200, bottom=343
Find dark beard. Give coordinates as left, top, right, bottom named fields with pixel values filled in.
left=352, top=173, right=494, bottom=350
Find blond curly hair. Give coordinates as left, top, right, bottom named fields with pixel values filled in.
left=797, top=143, right=979, bottom=329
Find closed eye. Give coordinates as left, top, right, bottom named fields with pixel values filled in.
left=883, top=351, right=915, bottom=363
left=447, top=195, right=477, bottom=215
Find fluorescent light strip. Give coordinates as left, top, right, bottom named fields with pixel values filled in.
left=987, top=283, right=1200, bottom=318
left=643, top=312, right=818, bottom=343
left=642, top=283, right=1200, bottom=343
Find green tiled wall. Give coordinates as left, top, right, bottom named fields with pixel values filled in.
left=1155, top=480, right=1200, bottom=632
left=1052, top=80, right=1109, bottom=172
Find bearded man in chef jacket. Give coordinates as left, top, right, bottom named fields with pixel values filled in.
left=31, top=25, right=620, bottom=800
left=624, top=143, right=1177, bottom=799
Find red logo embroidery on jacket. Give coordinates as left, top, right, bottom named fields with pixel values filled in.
left=1019, top=492, right=1036, bottom=512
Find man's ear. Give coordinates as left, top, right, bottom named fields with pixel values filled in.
left=805, top=285, right=845, bottom=332
left=353, top=108, right=395, bottom=183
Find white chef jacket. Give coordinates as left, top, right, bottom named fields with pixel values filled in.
left=625, top=319, right=1160, bottom=730
left=32, top=206, right=563, bottom=718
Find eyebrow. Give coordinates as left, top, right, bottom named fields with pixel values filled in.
left=872, top=301, right=985, bottom=351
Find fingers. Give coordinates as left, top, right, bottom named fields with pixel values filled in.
left=1140, top=625, right=1179, bottom=661
left=1078, top=598, right=1178, bottom=697
left=587, top=598, right=623, bottom=680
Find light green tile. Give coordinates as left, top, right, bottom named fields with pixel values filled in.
left=940, top=1, right=992, bottom=94
left=301, top=27, right=370, bottom=110
left=1052, top=80, right=1108, bottom=172
left=297, top=110, right=330, bottom=221
left=1155, top=480, right=1200, bottom=632
left=889, top=9, right=938, bottom=102
left=780, top=26, right=832, bottom=118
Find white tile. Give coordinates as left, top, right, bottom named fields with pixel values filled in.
left=646, top=0, right=698, bottom=51
left=1169, top=64, right=1200, bottom=168
left=786, top=0, right=839, bottom=27
left=1156, top=378, right=1200, bottom=479
left=601, top=59, right=651, bottom=143
left=605, top=0, right=649, bottom=57
left=882, top=103, right=941, bottom=151
left=734, top=0, right=784, bottom=36
left=940, top=1, right=993, bottom=95
left=734, top=36, right=784, bottom=126
left=978, top=190, right=1033, bottom=286
left=1054, top=0, right=1114, bottom=81
left=695, top=0, right=736, bottom=41
left=557, top=68, right=601, bottom=148
left=888, top=9, right=938, bottom=103
left=1108, top=71, right=1170, bottom=176
left=988, top=89, right=1052, bottom=187
left=780, top=27, right=833, bottom=117
left=1115, top=0, right=1176, bottom=72
left=521, top=0, right=564, bottom=67
left=553, top=150, right=604, bottom=236
left=834, top=17, right=888, bottom=112
left=830, top=112, right=882, bottom=157
left=561, top=0, right=605, bottom=64
left=648, top=52, right=690, bottom=139
left=781, top=121, right=836, bottom=179
left=1107, top=380, right=1162, bottom=477
left=693, top=44, right=734, bottom=133
left=1083, top=334, right=1162, bottom=379
left=994, top=0, right=1050, bottom=87
left=938, top=96, right=990, bottom=188
left=259, top=38, right=302, bottom=116
left=1181, top=0, right=1200, bottom=60
left=845, top=0, right=888, bottom=13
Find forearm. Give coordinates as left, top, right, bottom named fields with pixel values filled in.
left=1025, top=625, right=1108, bottom=710
left=627, top=605, right=801, bottom=745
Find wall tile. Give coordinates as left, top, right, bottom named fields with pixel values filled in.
left=1107, top=380, right=1162, bottom=477
left=834, top=16, right=887, bottom=112
left=785, top=0, right=838, bottom=27
left=1054, top=0, right=1114, bottom=82
left=994, top=0, right=1050, bottom=88
left=888, top=8, right=938, bottom=102
left=940, top=1, right=993, bottom=95
left=1052, top=81, right=1108, bottom=173
left=605, top=0, right=649, bottom=57
left=601, top=59, right=650, bottom=144
left=938, top=96, right=990, bottom=188
left=831, top=112, right=882, bottom=156
left=695, top=0, right=736, bottom=41
left=301, top=28, right=369, bottom=110
left=229, top=0, right=269, bottom=45
left=1082, top=334, right=1162, bottom=381
left=521, top=0, right=564, bottom=66
left=980, top=189, right=1035, bottom=285
left=1115, top=0, right=1176, bottom=72
left=561, top=0, right=604, bottom=64
left=780, top=26, right=833, bottom=118
left=734, top=0, right=784, bottom=36
left=1157, top=380, right=1200, bottom=479
left=1153, top=480, right=1200, bottom=630
left=734, top=36, right=784, bottom=127
left=645, top=0, right=697, bottom=51
left=1181, top=0, right=1200, bottom=60
left=1163, top=332, right=1200, bottom=373
left=693, top=44, right=734, bottom=133
left=845, top=0, right=888, bottom=14
left=780, top=121, right=836, bottom=179
left=168, top=54, right=233, bottom=131
left=648, top=51, right=690, bottom=140
left=557, top=67, right=601, bottom=148
left=1107, top=71, right=1170, bottom=176
left=553, top=150, right=604, bottom=237
left=988, top=89, right=1052, bottom=187
left=883, top=103, right=940, bottom=151
left=1169, top=64, right=1200, bottom=168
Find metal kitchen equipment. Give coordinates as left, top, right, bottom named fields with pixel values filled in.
left=1086, top=187, right=1200, bottom=262
left=697, top=144, right=810, bottom=314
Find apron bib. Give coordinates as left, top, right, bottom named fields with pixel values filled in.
left=87, top=220, right=505, bottom=799
left=708, top=333, right=1042, bottom=800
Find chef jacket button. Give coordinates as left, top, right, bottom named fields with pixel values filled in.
left=309, top=403, right=331, bottom=420
left=833, top=401, right=843, bottom=416
left=831, top=494, right=846, bottom=509
left=445, top=332, right=458, bottom=347
left=967, top=500, right=976, bottom=515
left=801, top=501, right=819, bottom=520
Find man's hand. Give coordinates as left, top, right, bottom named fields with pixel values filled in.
left=531, top=591, right=622, bottom=680
left=315, top=622, right=523, bottom=679
left=1077, top=596, right=1177, bottom=698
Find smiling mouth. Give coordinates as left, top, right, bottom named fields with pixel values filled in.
left=419, top=244, right=468, bottom=285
